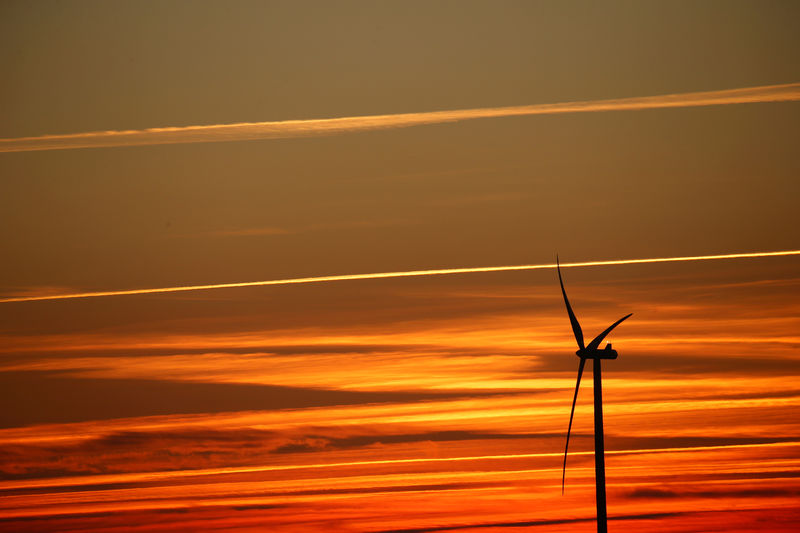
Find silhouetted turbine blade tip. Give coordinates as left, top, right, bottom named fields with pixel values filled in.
left=586, top=312, right=633, bottom=351
left=562, top=357, right=586, bottom=494
left=557, top=256, right=585, bottom=350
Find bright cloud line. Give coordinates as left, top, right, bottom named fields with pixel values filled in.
left=2, top=441, right=797, bottom=492
left=1, top=249, right=798, bottom=303
left=1, top=83, right=798, bottom=153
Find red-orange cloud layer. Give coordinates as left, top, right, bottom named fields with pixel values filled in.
left=1, top=262, right=799, bottom=531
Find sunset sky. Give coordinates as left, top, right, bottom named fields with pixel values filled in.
left=1, top=1, right=799, bottom=531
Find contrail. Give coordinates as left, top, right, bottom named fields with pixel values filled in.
left=2, top=250, right=798, bottom=303
left=1, top=83, right=799, bottom=153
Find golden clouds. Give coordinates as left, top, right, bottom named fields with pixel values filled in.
left=1, top=262, right=799, bottom=531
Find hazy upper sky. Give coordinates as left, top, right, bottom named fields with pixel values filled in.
left=2, top=0, right=799, bottom=294
left=1, top=2, right=799, bottom=531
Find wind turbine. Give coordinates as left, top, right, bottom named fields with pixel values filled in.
left=558, top=257, right=631, bottom=533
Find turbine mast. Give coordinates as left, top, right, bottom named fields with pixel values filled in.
left=593, top=358, right=608, bottom=533
left=557, top=257, right=630, bottom=533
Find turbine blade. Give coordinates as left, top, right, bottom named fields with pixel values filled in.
left=586, top=313, right=633, bottom=351
left=557, top=256, right=585, bottom=350
left=562, top=357, right=586, bottom=494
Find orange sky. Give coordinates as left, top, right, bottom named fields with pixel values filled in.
left=1, top=1, right=799, bottom=531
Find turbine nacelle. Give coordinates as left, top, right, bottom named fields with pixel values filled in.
left=576, top=345, right=618, bottom=359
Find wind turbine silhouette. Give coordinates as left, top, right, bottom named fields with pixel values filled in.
left=558, top=257, right=631, bottom=533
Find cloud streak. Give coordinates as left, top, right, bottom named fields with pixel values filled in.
left=1, top=83, right=798, bottom=153
left=1, top=249, right=798, bottom=303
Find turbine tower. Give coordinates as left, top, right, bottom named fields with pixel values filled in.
left=558, top=258, right=631, bottom=533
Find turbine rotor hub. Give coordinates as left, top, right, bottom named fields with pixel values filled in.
left=576, top=349, right=619, bottom=360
